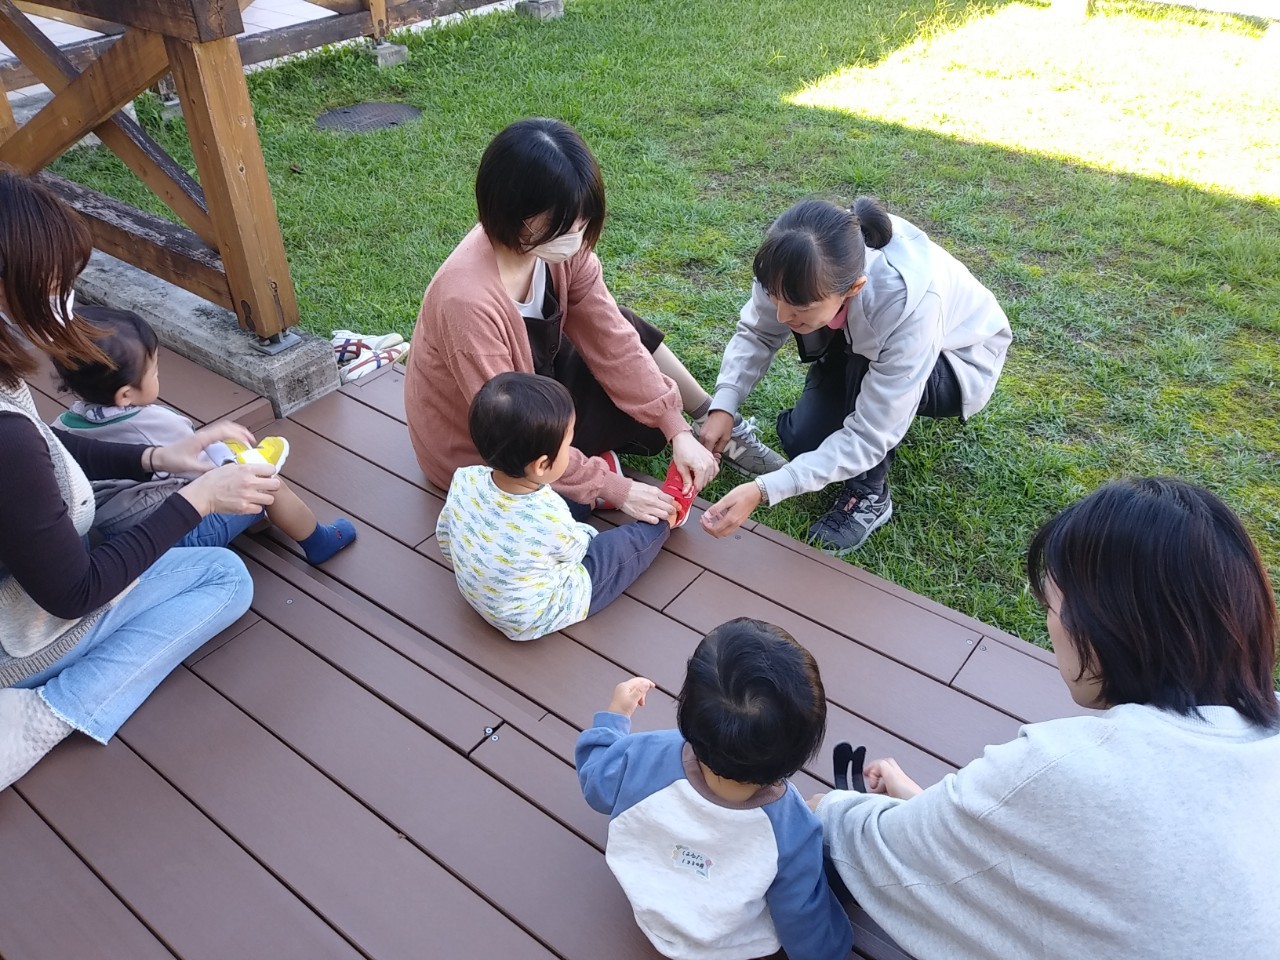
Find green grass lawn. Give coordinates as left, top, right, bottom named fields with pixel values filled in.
left=53, top=0, right=1279, bottom=654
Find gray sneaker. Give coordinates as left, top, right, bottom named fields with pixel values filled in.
left=694, top=414, right=788, bottom=477
left=808, top=482, right=894, bottom=552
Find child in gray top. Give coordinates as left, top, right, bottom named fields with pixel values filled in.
left=52, top=306, right=356, bottom=563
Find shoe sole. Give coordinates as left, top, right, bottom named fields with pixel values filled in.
left=812, top=501, right=894, bottom=555
left=234, top=439, right=289, bottom=476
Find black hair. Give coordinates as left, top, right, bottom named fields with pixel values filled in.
left=1028, top=477, right=1279, bottom=727
left=475, top=118, right=606, bottom=254
left=51, top=305, right=158, bottom=406
left=677, top=618, right=828, bottom=785
left=468, top=371, right=575, bottom=478
left=753, top=197, right=893, bottom=305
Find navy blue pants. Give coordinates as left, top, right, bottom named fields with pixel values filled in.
left=581, top=520, right=670, bottom=616
left=777, top=348, right=963, bottom=495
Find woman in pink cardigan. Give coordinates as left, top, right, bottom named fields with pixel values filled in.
left=406, top=119, right=770, bottom=523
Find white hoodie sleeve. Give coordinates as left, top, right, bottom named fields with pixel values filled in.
left=709, top=282, right=792, bottom=417
left=759, top=289, right=943, bottom=504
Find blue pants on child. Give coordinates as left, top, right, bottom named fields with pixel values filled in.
left=175, top=509, right=265, bottom=548
left=582, top=520, right=670, bottom=616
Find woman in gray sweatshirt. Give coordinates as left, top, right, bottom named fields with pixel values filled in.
left=699, top=198, right=1011, bottom=551
left=813, top=478, right=1280, bottom=959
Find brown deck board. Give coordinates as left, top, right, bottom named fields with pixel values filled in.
left=0, top=791, right=176, bottom=960
left=191, top=622, right=666, bottom=960
left=340, top=365, right=408, bottom=421
left=122, top=663, right=554, bottom=960
left=289, top=388, right=430, bottom=490
left=11, top=356, right=1088, bottom=960
left=273, top=416, right=440, bottom=546
left=258, top=486, right=682, bottom=737
left=666, top=573, right=1023, bottom=767
left=14, top=736, right=360, bottom=960
left=239, top=538, right=586, bottom=763
left=952, top=636, right=1097, bottom=724
left=658, top=518, right=980, bottom=682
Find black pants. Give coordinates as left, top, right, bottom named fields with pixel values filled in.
left=776, top=346, right=963, bottom=495
left=526, top=304, right=669, bottom=459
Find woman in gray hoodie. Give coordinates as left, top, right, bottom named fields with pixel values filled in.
left=700, top=199, right=1011, bottom=551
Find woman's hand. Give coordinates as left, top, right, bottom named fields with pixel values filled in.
left=608, top=677, right=655, bottom=717
left=619, top=479, right=677, bottom=525
left=178, top=462, right=279, bottom=517
left=696, top=410, right=735, bottom=458
left=700, top=481, right=761, bottom=538
left=671, top=430, right=718, bottom=492
left=865, top=758, right=923, bottom=800
left=150, top=419, right=256, bottom=476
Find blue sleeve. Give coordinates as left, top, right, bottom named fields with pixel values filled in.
left=765, top=787, right=854, bottom=960
left=574, top=712, right=634, bottom=814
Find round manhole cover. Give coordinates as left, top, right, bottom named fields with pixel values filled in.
left=316, top=101, right=422, bottom=133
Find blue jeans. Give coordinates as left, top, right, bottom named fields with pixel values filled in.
left=176, top=509, right=264, bottom=548
left=15, top=547, right=253, bottom=743
left=582, top=521, right=670, bottom=616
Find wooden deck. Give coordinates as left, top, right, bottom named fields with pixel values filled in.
left=4, top=352, right=1091, bottom=960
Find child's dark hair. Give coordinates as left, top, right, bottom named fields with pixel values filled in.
left=753, top=197, right=893, bottom=306
left=677, top=618, right=827, bottom=785
left=1028, top=477, right=1279, bottom=728
left=475, top=118, right=606, bottom=254
left=52, top=305, right=158, bottom=406
left=469, top=371, right=575, bottom=478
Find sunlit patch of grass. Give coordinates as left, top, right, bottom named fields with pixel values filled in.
left=788, top=1, right=1280, bottom=200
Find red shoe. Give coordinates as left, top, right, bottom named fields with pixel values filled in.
left=661, top=462, right=696, bottom=528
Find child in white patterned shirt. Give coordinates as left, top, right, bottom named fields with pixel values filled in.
left=437, top=372, right=694, bottom=641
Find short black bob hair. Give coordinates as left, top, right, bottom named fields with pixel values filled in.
left=753, top=197, right=893, bottom=306
left=1028, top=477, right=1279, bottom=728
left=677, top=618, right=828, bottom=785
left=475, top=118, right=606, bottom=254
left=469, top=371, right=574, bottom=478
left=52, top=304, right=157, bottom=406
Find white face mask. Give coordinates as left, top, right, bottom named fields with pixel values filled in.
left=532, top=230, right=585, bottom=263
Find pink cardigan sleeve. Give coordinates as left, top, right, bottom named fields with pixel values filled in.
left=557, top=251, right=690, bottom=443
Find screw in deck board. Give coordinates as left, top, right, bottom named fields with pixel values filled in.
left=516, top=0, right=565, bottom=20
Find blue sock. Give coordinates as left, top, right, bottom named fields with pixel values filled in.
left=300, top=518, right=357, bottom=564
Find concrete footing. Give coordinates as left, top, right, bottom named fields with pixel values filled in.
left=373, top=41, right=409, bottom=67
left=75, top=252, right=339, bottom=418
left=516, top=0, right=564, bottom=20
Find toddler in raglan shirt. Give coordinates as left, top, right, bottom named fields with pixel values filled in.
left=575, top=618, right=853, bottom=960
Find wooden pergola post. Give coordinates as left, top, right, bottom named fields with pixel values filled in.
left=0, top=0, right=299, bottom=342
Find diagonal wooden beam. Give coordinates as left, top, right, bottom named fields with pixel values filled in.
left=41, top=172, right=232, bottom=310
left=16, top=1, right=244, bottom=42
left=0, top=0, right=215, bottom=245
left=0, top=27, right=170, bottom=172
left=165, top=34, right=298, bottom=337
left=14, top=1, right=122, bottom=34
left=0, top=87, right=16, bottom=142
